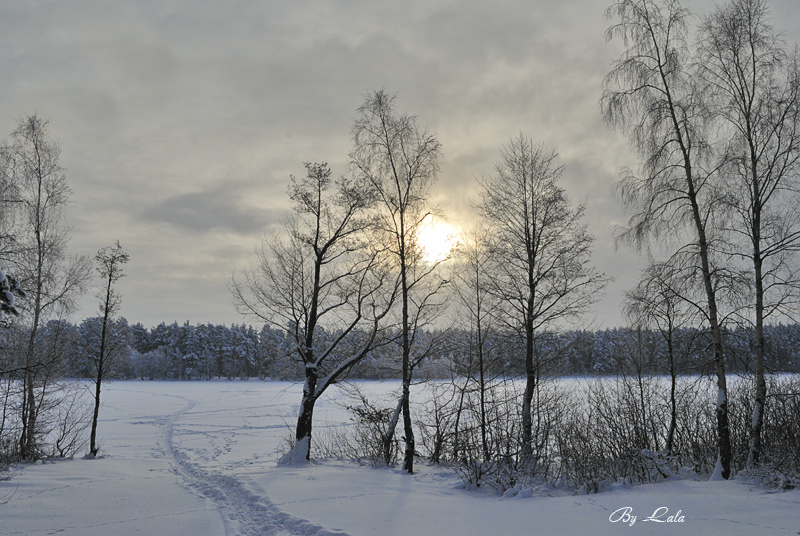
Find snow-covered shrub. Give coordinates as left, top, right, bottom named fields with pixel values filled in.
left=660, top=378, right=717, bottom=475
left=754, top=375, right=800, bottom=479
left=709, top=374, right=800, bottom=479
left=416, top=382, right=459, bottom=464
left=444, top=379, right=567, bottom=493
left=550, top=376, right=725, bottom=490
left=551, top=400, right=612, bottom=491
left=550, top=373, right=800, bottom=490
left=737, top=465, right=798, bottom=491
left=726, top=378, right=757, bottom=472
left=454, top=456, right=531, bottom=494
left=301, top=371, right=799, bottom=492
left=0, top=269, right=25, bottom=325
left=50, top=382, right=91, bottom=458
left=0, top=377, right=21, bottom=469
left=313, top=387, right=400, bottom=466
left=553, top=378, right=666, bottom=487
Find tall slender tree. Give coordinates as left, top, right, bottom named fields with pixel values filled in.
left=89, top=241, right=129, bottom=457
left=350, top=90, right=447, bottom=474
left=698, top=0, right=800, bottom=468
left=477, top=134, right=605, bottom=465
left=1, top=115, right=90, bottom=459
left=602, top=0, right=734, bottom=479
left=451, top=227, right=494, bottom=462
left=624, top=261, right=703, bottom=454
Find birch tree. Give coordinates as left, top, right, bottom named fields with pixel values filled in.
left=451, top=226, right=498, bottom=462
left=350, top=90, right=447, bottom=474
left=602, top=0, right=734, bottom=479
left=698, top=0, right=800, bottom=469
left=1, top=115, right=90, bottom=459
left=624, top=261, right=703, bottom=453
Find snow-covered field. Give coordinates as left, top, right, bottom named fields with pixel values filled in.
left=2, top=380, right=799, bottom=536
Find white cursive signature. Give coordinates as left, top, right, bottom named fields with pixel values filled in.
left=609, top=506, right=685, bottom=526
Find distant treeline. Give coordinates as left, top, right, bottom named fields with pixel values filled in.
left=3, top=318, right=798, bottom=381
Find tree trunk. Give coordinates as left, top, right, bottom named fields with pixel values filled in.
left=399, top=233, right=415, bottom=474
left=24, top=372, right=37, bottom=458
left=89, top=365, right=103, bottom=457
left=748, top=253, right=767, bottom=468
left=520, top=373, right=535, bottom=465
left=477, top=320, right=489, bottom=462
left=20, top=315, right=40, bottom=460
left=685, top=163, right=731, bottom=479
left=91, top=287, right=112, bottom=457
left=292, top=366, right=319, bottom=462
left=382, top=397, right=403, bottom=465
left=666, top=333, right=677, bottom=455
left=520, top=286, right=536, bottom=463
left=401, top=380, right=415, bottom=474
left=452, top=373, right=469, bottom=462
left=19, top=373, right=29, bottom=459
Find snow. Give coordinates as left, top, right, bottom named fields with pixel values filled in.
left=279, top=436, right=311, bottom=466
left=2, top=380, right=799, bottom=536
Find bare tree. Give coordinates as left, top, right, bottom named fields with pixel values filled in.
left=602, top=0, right=735, bottom=479
left=350, top=90, right=447, bottom=474
left=89, top=241, right=129, bottom=457
left=698, top=0, right=800, bottom=468
left=450, top=225, right=503, bottom=462
left=625, top=261, right=704, bottom=453
left=232, top=162, right=395, bottom=462
left=0, top=115, right=91, bottom=459
left=476, top=134, right=606, bottom=465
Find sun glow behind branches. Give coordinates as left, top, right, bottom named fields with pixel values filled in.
left=417, top=218, right=458, bottom=264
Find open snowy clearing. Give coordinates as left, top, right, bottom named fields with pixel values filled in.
left=2, top=380, right=799, bottom=536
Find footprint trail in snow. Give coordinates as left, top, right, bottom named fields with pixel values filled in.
left=160, top=399, right=348, bottom=536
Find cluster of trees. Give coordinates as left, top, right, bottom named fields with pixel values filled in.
left=0, top=115, right=127, bottom=462
left=602, top=0, right=800, bottom=478
left=8, top=315, right=800, bottom=383
left=228, top=86, right=607, bottom=470
left=128, top=321, right=280, bottom=380
left=229, top=0, right=800, bottom=481
left=568, top=324, right=800, bottom=375
left=0, top=115, right=93, bottom=463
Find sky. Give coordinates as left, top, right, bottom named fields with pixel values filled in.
left=1, top=0, right=799, bottom=329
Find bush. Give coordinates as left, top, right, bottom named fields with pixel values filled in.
left=313, top=385, right=401, bottom=466
left=419, top=373, right=800, bottom=494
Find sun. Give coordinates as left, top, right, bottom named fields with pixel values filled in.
left=416, top=218, right=458, bottom=264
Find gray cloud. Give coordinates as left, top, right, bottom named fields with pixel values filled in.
left=1, top=0, right=798, bottom=327
left=140, top=184, right=287, bottom=235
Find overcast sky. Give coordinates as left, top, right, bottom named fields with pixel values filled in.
left=2, top=0, right=799, bottom=329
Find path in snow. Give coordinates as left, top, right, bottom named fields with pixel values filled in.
left=158, top=393, right=347, bottom=536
